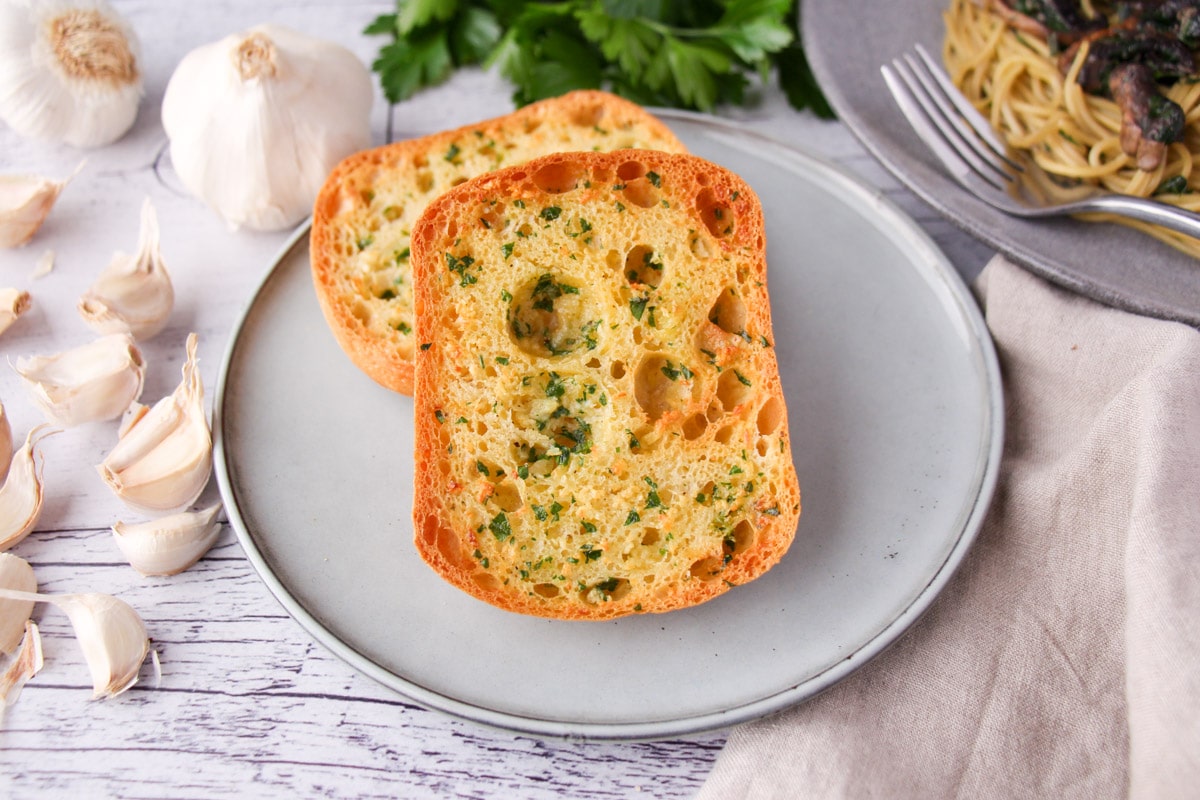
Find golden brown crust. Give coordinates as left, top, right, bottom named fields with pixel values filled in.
left=411, top=150, right=801, bottom=620
left=310, top=90, right=687, bottom=395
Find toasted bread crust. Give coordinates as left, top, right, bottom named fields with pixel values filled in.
left=310, top=91, right=687, bottom=395
left=411, top=150, right=800, bottom=620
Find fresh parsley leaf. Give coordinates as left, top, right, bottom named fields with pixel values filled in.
left=366, top=0, right=833, bottom=115
left=665, top=38, right=729, bottom=110
left=489, top=511, right=512, bottom=541
left=777, top=41, right=834, bottom=118
left=716, top=0, right=794, bottom=64
left=364, top=13, right=398, bottom=36
left=630, top=295, right=648, bottom=320
left=450, top=5, right=503, bottom=62
left=370, top=28, right=454, bottom=103
left=396, top=0, right=458, bottom=36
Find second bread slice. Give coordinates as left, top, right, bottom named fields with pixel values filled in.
left=310, top=90, right=686, bottom=395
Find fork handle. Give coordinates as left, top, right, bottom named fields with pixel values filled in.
left=1080, top=195, right=1200, bottom=240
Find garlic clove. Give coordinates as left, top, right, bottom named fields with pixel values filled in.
left=113, top=502, right=222, bottom=576
left=0, top=587, right=150, bottom=699
left=0, top=164, right=82, bottom=248
left=0, top=552, right=37, bottom=654
left=0, top=621, right=44, bottom=718
left=0, top=425, right=55, bottom=552
left=57, top=592, right=149, bottom=698
left=117, top=401, right=148, bottom=439
left=97, top=333, right=211, bottom=514
left=161, top=25, right=372, bottom=231
left=0, top=288, right=31, bottom=337
left=78, top=198, right=174, bottom=340
left=0, top=399, right=11, bottom=484
left=14, top=332, right=145, bottom=427
left=0, top=2, right=142, bottom=148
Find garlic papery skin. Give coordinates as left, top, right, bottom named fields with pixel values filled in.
left=15, top=332, right=145, bottom=427
left=0, top=587, right=149, bottom=699
left=113, top=502, right=222, bottom=576
left=0, top=163, right=82, bottom=248
left=0, top=425, right=55, bottom=552
left=0, top=0, right=142, bottom=148
left=32, top=249, right=55, bottom=278
left=0, top=620, right=43, bottom=718
left=78, top=197, right=174, bottom=340
left=161, top=24, right=372, bottom=231
left=0, top=552, right=37, bottom=654
left=0, top=288, right=31, bottom=336
left=98, top=333, right=211, bottom=514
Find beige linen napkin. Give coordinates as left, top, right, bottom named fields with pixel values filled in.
left=697, top=255, right=1200, bottom=800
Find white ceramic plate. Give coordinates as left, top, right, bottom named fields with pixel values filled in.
left=803, top=0, right=1200, bottom=326
left=214, top=112, right=1003, bottom=740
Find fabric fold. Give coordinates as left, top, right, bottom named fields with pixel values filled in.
left=697, top=256, right=1200, bottom=800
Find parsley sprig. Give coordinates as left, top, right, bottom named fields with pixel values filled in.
left=365, top=0, right=832, bottom=116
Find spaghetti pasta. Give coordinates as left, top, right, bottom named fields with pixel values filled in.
left=943, top=0, right=1200, bottom=257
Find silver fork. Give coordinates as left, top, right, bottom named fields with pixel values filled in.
left=881, top=44, right=1200, bottom=240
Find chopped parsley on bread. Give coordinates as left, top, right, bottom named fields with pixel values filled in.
left=310, top=90, right=687, bottom=395
left=410, top=149, right=801, bottom=619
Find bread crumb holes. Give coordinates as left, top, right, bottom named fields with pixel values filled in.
left=696, top=187, right=735, bottom=237
left=634, top=355, right=695, bottom=420
left=532, top=160, right=585, bottom=194
left=617, top=160, right=647, bottom=181
left=708, top=288, right=747, bottom=336
left=621, top=179, right=659, bottom=208
left=757, top=396, right=784, bottom=435
left=717, top=369, right=753, bottom=410
left=689, top=557, right=724, bottom=581
left=508, top=273, right=588, bottom=357
left=473, top=572, right=500, bottom=590
left=731, top=519, right=755, bottom=552
left=682, top=413, right=707, bottom=440
left=570, top=102, right=605, bottom=127
left=624, top=245, right=664, bottom=287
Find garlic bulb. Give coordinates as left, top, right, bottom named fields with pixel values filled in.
left=15, top=333, right=145, bottom=427
left=161, top=24, right=373, bottom=231
left=0, top=0, right=142, bottom=148
left=0, top=552, right=37, bottom=654
left=113, top=502, right=222, bottom=576
left=0, top=288, right=31, bottom=336
left=0, top=621, right=43, bottom=717
left=0, top=163, right=83, bottom=248
left=0, top=587, right=149, bottom=699
left=78, top=197, right=174, bottom=340
left=0, top=425, right=54, bottom=552
left=98, top=333, right=211, bottom=514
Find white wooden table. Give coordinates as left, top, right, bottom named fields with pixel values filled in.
left=0, top=2, right=994, bottom=796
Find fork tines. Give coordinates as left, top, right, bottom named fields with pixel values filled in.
left=881, top=44, right=1022, bottom=195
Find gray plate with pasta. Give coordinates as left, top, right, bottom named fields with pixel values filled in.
left=804, top=0, right=1200, bottom=327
